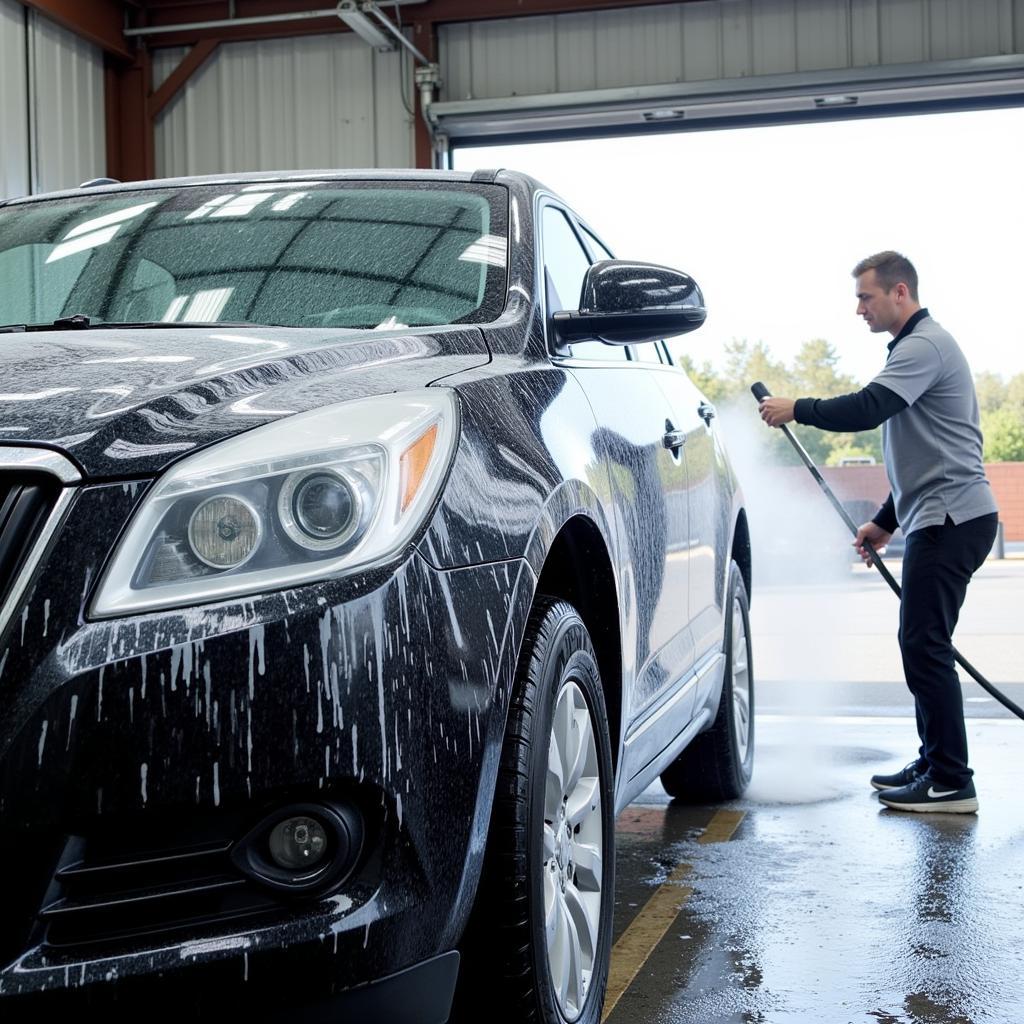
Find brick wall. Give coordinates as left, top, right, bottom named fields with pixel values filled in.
left=985, top=463, right=1024, bottom=540
left=776, top=463, right=1024, bottom=540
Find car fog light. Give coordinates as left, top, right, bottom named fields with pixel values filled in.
left=268, top=815, right=328, bottom=870
left=232, top=801, right=364, bottom=894
left=187, top=495, right=261, bottom=568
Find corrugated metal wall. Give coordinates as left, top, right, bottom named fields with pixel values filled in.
left=439, top=0, right=1022, bottom=102
left=153, top=33, right=415, bottom=178
left=0, top=3, right=105, bottom=199
left=28, top=11, right=106, bottom=193
left=0, top=0, right=29, bottom=198
left=2, top=0, right=1022, bottom=187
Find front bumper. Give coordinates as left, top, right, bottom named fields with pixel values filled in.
left=0, top=481, right=534, bottom=1011
left=1, top=948, right=461, bottom=1020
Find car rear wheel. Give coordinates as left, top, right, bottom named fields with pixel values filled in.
left=660, top=560, right=754, bottom=802
left=457, top=597, right=614, bottom=1024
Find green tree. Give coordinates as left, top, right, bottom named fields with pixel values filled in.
left=723, top=339, right=793, bottom=401
left=972, top=371, right=1024, bottom=461
left=791, top=338, right=858, bottom=398
left=710, top=339, right=801, bottom=462
left=684, top=336, right=886, bottom=466
left=678, top=339, right=1024, bottom=464
left=982, top=405, right=1024, bottom=462
left=974, top=370, right=1007, bottom=414
left=676, top=353, right=729, bottom=404
left=788, top=338, right=880, bottom=467
left=1006, top=372, right=1024, bottom=410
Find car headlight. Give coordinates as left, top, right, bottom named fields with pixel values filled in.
left=90, top=389, right=459, bottom=617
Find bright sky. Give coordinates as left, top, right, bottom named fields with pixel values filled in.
left=454, top=107, right=1024, bottom=384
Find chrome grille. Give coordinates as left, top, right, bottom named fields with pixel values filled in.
left=0, top=449, right=80, bottom=643
left=0, top=475, right=58, bottom=610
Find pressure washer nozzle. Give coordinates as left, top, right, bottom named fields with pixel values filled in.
left=751, top=381, right=771, bottom=401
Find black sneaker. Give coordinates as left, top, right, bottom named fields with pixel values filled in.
left=870, top=760, right=926, bottom=792
left=878, top=776, right=978, bottom=814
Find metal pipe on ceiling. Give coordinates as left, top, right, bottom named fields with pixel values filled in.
left=123, top=0, right=428, bottom=38
left=361, top=3, right=430, bottom=64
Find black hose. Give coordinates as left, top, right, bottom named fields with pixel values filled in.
left=751, top=380, right=1024, bottom=722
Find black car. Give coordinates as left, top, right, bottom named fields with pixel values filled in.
left=0, top=170, right=753, bottom=1023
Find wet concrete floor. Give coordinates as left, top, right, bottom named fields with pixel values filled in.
left=607, top=718, right=1024, bottom=1024
left=608, top=560, right=1024, bottom=1024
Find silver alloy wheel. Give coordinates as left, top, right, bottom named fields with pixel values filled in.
left=543, top=678, right=604, bottom=1021
left=731, top=594, right=751, bottom=762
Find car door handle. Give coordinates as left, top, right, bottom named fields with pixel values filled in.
left=698, top=402, right=716, bottom=425
left=662, top=427, right=687, bottom=451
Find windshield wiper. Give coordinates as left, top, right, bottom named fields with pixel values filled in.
left=0, top=316, right=262, bottom=333
left=0, top=313, right=94, bottom=333
left=88, top=320, right=263, bottom=330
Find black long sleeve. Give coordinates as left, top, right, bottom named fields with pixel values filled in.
left=872, top=493, right=899, bottom=533
left=793, top=382, right=907, bottom=432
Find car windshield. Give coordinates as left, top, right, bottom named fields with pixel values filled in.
left=0, top=181, right=508, bottom=331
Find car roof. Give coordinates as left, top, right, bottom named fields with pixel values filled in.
left=1, top=168, right=538, bottom=207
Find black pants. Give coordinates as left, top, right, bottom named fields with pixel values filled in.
left=900, top=513, right=998, bottom=789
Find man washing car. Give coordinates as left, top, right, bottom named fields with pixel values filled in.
left=759, top=251, right=998, bottom=813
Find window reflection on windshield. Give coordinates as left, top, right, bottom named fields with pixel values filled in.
left=0, top=183, right=508, bottom=331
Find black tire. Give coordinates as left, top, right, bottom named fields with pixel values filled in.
left=660, top=561, right=754, bottom=802
left=456, top=597, right=615, bottom=1024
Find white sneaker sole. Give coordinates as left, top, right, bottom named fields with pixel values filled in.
left=870, top=780, right=905, bottom=791
left=878, top=796, right=979, bottom=814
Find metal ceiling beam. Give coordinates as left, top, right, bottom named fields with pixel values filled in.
left=126, top=5, right=345, bottom=37
left=129, top=0, right=699, bottom=46
left=126, top=11, right=352, bottom=46
left=105, top=49, right=156, bottom=182
left=18, top=0, right=132, bottom=58
left=149, top=39, right=220, bottom=116
left=412, top=17, right=437, bottom=170
left=406, top=0, right=697, bottom=20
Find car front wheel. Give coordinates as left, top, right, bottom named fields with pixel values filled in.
left=459, top=597, right=615, bottom=1024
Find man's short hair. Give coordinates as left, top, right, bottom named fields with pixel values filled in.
left=852, top=251, right=919, bottom=301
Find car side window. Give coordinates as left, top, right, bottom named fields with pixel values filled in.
left=542, top=207, right=628, bottom=362
left=579, top=227, right=614, bottom=263
left=542, top=206, right=590, bottom=316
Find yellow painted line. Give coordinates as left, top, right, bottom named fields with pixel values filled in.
left=602, top=863, right=694, bottom=1021
left=602, top=808, right=746, bottom=1022
left=697, top=809, right=744, bottom=845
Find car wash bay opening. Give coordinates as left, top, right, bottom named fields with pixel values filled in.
left=452, top=106, right=1024, bottom=395
left=453, top=106, right=1024, bottom=1024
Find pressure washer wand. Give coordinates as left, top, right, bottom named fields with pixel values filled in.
left=750, top=380, right=1024, bottom=721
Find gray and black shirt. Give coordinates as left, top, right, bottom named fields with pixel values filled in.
left=793, top=309, right=997, bottom=535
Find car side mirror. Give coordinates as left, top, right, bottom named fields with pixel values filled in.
left=552, top=260, right=706, bottom=346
